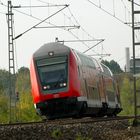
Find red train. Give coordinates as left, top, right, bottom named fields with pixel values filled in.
left=30, top=42, right=122, bottom=119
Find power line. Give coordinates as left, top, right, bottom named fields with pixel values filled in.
left=128, top=0, right=140, bottom=7
left=68, top=7, right=98, bottom=40
left=34, top=0, right=104, bottom=54
left=68, top=30, right=102, bottom=55
left=67, top=7, right=107, bottom=55
left=36, top=0, right=53, bottom=5
left=83, top=39, right=104, bottom=53
left=0, top=1, right=105, bottom=56
left=86, top=0, right=131, bottom=27
left=86, top=0, right=140, bottom=44
left=57, top=39, right=104, bottom=43
left=14, top=5, right=69, bottom=40
left=36, top=0, right=99, bottom=41
left=34, top=25, right=80, bottom=29
left=12, top=5, right=67, bottom=8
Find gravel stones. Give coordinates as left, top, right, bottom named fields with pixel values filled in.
left=0, top=120, right=139, bottom=140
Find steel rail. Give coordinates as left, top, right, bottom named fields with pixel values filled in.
left=0, top=115, right=139, bottom=127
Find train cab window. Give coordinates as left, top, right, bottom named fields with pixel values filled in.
left=36, top=56, right=68, bottom=93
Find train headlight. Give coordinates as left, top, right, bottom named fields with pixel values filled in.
left=48, top=51, right=54, bottom=56
left=60, top=83, right=63, bottom=87
left=63, top=83, right=67, bottom=86
left=43, top=86, right=47, bottom=90
left=46, top=85, right=50, bottom=89
left=43, top=85, right=50, bottom=90
left=60, top=83, right=67, bottom=87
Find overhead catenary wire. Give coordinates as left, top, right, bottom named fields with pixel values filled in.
left=121, top=0, right=140, bottom=42
left=36, top=0, right=103, bottom=44
left=14, top=5, right=69, bottom=40
left=68, top=7, right=93, bottom=39
left=12, top=5, right=68, bottom=8
left=86, top=0, right=131, bottom=27
left=0, top=0, right=106, bottom=56
left=34, top=25, right=80, bottom=29
left=67, top=6, right=107, bottom=56
left=68, top=30, right=102, bottom=56
left=57, top=39, right=104, bottom=43
left=83, top=39, right=104, bottom=53
left=36, top=0, right=53, bottom=5
left=128, top=0, right=140, bottom=7
left=0, top=2, right=77, bottom=33
left=36, top=0, right=105, bottom=55
left=86, top=0, right=140, bottom=45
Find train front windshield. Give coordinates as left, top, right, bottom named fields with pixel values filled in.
left=36, top=56, right=68, bottom=93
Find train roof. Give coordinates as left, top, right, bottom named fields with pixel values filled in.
left=33, top=42, right=70, bottom=59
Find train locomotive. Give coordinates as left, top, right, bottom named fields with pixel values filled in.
left=30, top=42, right=122, bottom=119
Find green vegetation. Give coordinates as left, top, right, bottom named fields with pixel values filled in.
left=0, top=94, right=9, bottom=123
left=76, top=134, right=92, bottom=140
left=0, top=67, right=40, bottom=123
left=51, top=129, right=63, bottom=139
left=16, top=67, right=41, bottom=122
left=119, top=75, right=134, bottom=115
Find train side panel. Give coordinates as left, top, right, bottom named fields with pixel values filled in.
left=69, top=50, right=81, bottom=97
left=30, top=58, right=42, bottom=104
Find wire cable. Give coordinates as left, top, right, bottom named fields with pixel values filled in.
left=1, top=1, right=105, bottom=56
left=86, top=0, right=131, bottom=27
left=14, top=5, right=69, bottom=40
left=35, top=0, right=104, bottom=54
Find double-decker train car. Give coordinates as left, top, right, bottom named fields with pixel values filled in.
left=30, top=42, right=122, bottom=119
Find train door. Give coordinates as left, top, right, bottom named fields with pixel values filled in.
left=98, top=74, right=107, bottom=104
left=81, top=65, right=89, bottom=98
left=101, top=64, right=117, bottom=109
left=84, top=66, right=102, bottom=108
left=104, top=76, right=116, bottom=108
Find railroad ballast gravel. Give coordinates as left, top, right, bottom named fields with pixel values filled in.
left=0, top=119, right=140, bottom=140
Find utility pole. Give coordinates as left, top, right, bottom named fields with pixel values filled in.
left=131, top=0, right=140, bottom=125
left=7, top=0, right=16, bottom=123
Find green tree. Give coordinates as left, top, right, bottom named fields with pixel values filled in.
left=0, top=69, right=9, bottom=95
left=15, top=67, right=40, bottom=122
left=16, top=67, right=31, bottom=93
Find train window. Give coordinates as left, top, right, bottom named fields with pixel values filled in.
left=37, top=56, right=67, bottom=66
left=101, top=63, right=112, bottom=76
left=77, top=53, right=96, bottom=69
left=103, top=75, right=116, bottom=102
left=88, top=86, right=100, bottom=100
left=36, top=56, right=68, bottom=93
left=78, top=66, right=81, bottom=76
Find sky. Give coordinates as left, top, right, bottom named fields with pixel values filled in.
left=0, top=0, right=136, bottom=71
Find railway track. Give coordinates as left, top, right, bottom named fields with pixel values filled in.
left=0, top=115, right=140, bottom=140
left=0, top=115, right=139, bottom=127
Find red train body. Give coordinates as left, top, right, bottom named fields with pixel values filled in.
left=30, top=42, right=122, bottom=119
